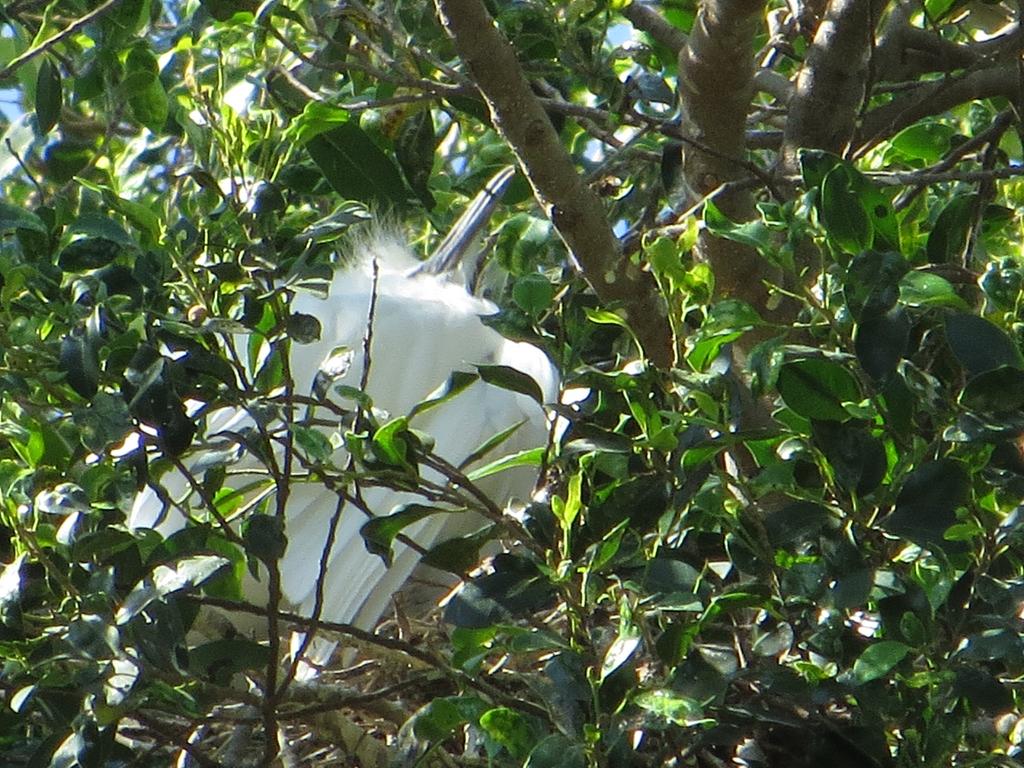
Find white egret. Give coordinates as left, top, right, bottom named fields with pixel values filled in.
left=129, top=168, right=557, bottom=650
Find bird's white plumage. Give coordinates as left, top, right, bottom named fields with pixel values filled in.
left=129, top=237, right=556, bottom=636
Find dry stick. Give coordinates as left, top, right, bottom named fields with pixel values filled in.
left=434, top=0, right=674, bottom=368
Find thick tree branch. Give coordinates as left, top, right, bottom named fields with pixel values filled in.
left=856, top=65, right=1020, bottom=152
left=434, top=0, right=675, bottom=366
left=679, top=0, right=786, bottom=326
left=622, top=2, right=688, bottom=54
left=778, top=0, right=888, bottom=173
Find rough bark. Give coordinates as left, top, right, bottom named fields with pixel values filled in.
left=778, top=0, right=889, bottom=173
left=857, top=66, right=1022, bottom=153
left=678, top=0, right=783, bottom=325
left=434, top=0, right=675, bottom=367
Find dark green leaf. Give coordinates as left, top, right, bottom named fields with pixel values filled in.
left=960, top=366, right=1024, bottom=413
left=953, top=665, right=1012, bottom=712
left=763, top=501, right=831, bottom=546
left=477, top=364, right=546, bottom=404
left=525, top=735, right=586, bottom=768
left=116, top=555, right=229, bottom=624
left=777, top=358, right=861, bottom=422
left=0, top=200, right=47, bottom=234
left=360, top=503, right=448, bottom=565
left=799, top=149, right=844, bottom=189
left=844, top=250, right=907, bottom=321
left=946, top=313, right=1024, bottom=376
left=851, top=641, right=909, bottom=684
left=855, top=306, right=910, bottom=382
left=412, top=697, right=469, bottom=742
left=883, top=459, right=969, bottom=550
left=286, top=312, right=321, bottom=343
left=927, top=195, right=973, bottom=264
left=395, top=109, right=438, bottom=208
left=820, top=165, right=872, bottom=252
left=421, top=527, right=494, bottom=574
left=812, top=421, right=887, bottom=495
left=60, top=334, right=100, bottom=399
left=306, top=121, right=410, bottom=208
left=409, top=370, right=479, bottom=418
left=242, top=515, right=287, bottom=563
left=58, top=237, right=122, bottom=271
left=187, top=638, right=273, bottom=685
left=34, top=58, right=62, bottom=135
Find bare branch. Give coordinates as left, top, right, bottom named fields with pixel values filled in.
left=433, top=0, right=675, bottom=366
left=856, top=65, right=1020, bottom=152
left=622, top=2, right=688, bottom=54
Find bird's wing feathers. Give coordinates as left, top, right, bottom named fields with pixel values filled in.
left=129, top=248, right=557, bottom=634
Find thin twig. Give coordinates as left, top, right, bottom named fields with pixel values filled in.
left=0, top=0, right=124, bottom=81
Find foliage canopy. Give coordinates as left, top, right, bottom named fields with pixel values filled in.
left=2, top=0, right=1024, bottom=766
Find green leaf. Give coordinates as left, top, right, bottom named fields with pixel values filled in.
left=891, top=121, right=954, bottom=163
left=421, top=527, right=494, bottom=574
left=899, top=270, right=967, bottom=309
left=285, top=101, right=353, bottom=145
left=883, top=459, right=969, bottom=550
left=242, top=515, right=287, bottom=563
left=371, top=419, right=414, bottom=472
left=292, top=424, right=333, bottom=462
left=703, top=199, right=771, bottom=251
left=799, top=149, right=844, bottom=189
left=123, top=44, right=167, bottom=132
left=960, top=366, right=1024, bottom=413
left=820, top=165, right=872, bottom=252
left=812, top=421, right=887, bottom=495
left=525, top=735, right=586, bottom=768
left=58, top=237, right=122, bottom=271
left=852, top=641, right=910, bottom=684
left=513, top=273, right=555, bottom=316
left=395, top=108, right=438, bottom=208
left=59, top=334, right=100, bottom=399
left=634, top=689, right=705, bottom=726
left=360, top=503, right=449, bottom=565
left=0, top=201, right=47, bottom=234
left=945, top=313, right=1024, bottom=376
left=855, top=306, right=910, bottom=382
left=927, top=195, right=973, bottom=264
left=477, top=364, right=546, bottom=404
left=130, top=79, right=169, bottom=133
left=466, top=446, right=545, bottom=482
left=412, top=697, right=470, bottom=742
left=763, top=501, right=831, bottom=546
left=844, top=250, right=907, bottom=321
left=35, top=57, right=62, bottom=135
left=409, top=370, right=479, bottom=418
left=188, top=638, right=272, bottom=685
left=116, top=555, right=229, bottom=624
left=777, top=358, right=861, bottom=422
left=306, top=121, right=410, bottom=208
left=479, top=707, right=534, bottom=759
